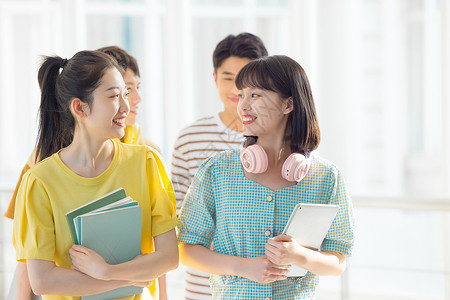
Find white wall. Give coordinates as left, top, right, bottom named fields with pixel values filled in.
left=0, top=0, right=449, bottom=299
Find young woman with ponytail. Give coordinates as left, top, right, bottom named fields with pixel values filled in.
left=12, top=50, right=178, bottom=300
left=5, top=46, right=168, bottom=300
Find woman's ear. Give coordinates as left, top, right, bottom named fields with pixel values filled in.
left=71, top=98, right=90, bottom=118
left=283, top=97, right=294, bottom=114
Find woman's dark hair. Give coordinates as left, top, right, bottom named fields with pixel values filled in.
left=97, top=46, right=140, bottom=77
left=235, top=55, right=320, bottom=154
left=36, top=50, right=120, bottom=161
left=213, top=32, right=268, bottom=71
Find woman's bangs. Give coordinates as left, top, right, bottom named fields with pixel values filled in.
left=235, top=61, right=276, bottom=92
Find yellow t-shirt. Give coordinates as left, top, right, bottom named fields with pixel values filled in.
left=13, top=139, right=177, bottom=300
left=6, top=124, right=159, bottom=219
left=5, top=150, right=37, bottom=219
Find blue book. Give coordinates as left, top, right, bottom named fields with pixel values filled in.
left=73, top=197, right=139, bottom=240
left=78, top=203, right=143, bottom=300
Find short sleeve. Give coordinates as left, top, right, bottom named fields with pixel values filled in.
left=177, top=157, right=216, bottom=249
left=146, top=149, right=178, bottom=237
left=321, top=167, right=355, bottom=256
left=170, top=144, right=192, bottom=215
left=13, top=171, right=55, bottom=263
left=4, top=163, right=30, bottom=219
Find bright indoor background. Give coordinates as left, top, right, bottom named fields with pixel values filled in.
left=0, top=0, right=449, bottom=299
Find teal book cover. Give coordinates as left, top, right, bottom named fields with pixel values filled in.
left=65, top=188, right=127, bottom=244
left=74, top=200, right=139, bottom=241
left=80, top=205, right=143, bottom=300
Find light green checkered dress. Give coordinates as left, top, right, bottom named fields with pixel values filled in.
left=178, top=149, right=355, bottom=300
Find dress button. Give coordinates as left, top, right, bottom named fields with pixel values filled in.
left=265, top=297, right=271, bottom=300
left=265, top=230, right=271, bottom=237
left=266, top=195, right=273, bottom=202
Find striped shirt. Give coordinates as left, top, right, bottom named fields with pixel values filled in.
left=178, top=149, right=355, bottom=299
left=171, top=114, right=243, bottom=299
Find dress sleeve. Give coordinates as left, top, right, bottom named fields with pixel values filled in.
left=177, top=157, right=216, bottom=249
left=321, top=167, right=355, bottom=256
left=13, top=171, right=55, bottom=263
left=146, top=149, right=178, bottom=237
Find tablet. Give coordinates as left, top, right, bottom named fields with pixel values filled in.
left=282, top=203, right=339, bottom=277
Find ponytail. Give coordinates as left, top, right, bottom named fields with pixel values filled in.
left=35, top=51, right=120, bottom=162
left=36, top=56, right=73, bottom=162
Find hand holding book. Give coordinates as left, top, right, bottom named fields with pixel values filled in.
left=265, top=234, right=309, bottom=266
left=65, top=188, right=144, bottom=300
left=273, top=203, right=339, bottom=276
left=70, top=244, right=110, bottom=280
left=70, top=246, right=152, bottom=288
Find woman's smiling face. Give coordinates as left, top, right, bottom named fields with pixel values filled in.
left=238, top=87, right=292, bottom=138
left=83, top=67, right=130, bottom=140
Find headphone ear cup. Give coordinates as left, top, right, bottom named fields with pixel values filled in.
left=240, top=145, right=268, bottom=173
left=282, top=153, right=311, bottom=182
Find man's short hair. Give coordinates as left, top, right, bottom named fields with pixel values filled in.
left=97, top=46, right=140, bottom=77
left=212, top=33, right=268, bottom=71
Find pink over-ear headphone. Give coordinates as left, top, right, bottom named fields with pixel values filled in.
left=240, top=143, right=311, bottom=182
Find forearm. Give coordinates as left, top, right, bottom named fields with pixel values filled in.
left=179, top=243, right=244, bottom=276
left=181, top=243, right=291, bottom=284
left=28, top=260, right=129, bottom=296
left=158, top=274, right=167, bottom=300
left=104, top=229, right=178, bottom=282
left=106, top=249, right=178, bottom=282
left=16, top=262, right=32, bottom=300
left=296, top=249, right=346, bottom=276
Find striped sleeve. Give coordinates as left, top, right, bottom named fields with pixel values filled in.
left=170, top=115, right=243, bottom=216
left=171, top=145, right=192, bottom=215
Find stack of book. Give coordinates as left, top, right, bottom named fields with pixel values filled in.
left=65, top=188, right=143, bottom=300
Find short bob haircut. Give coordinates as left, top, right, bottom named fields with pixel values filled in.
left=235, top=55, right=320, bottom=154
